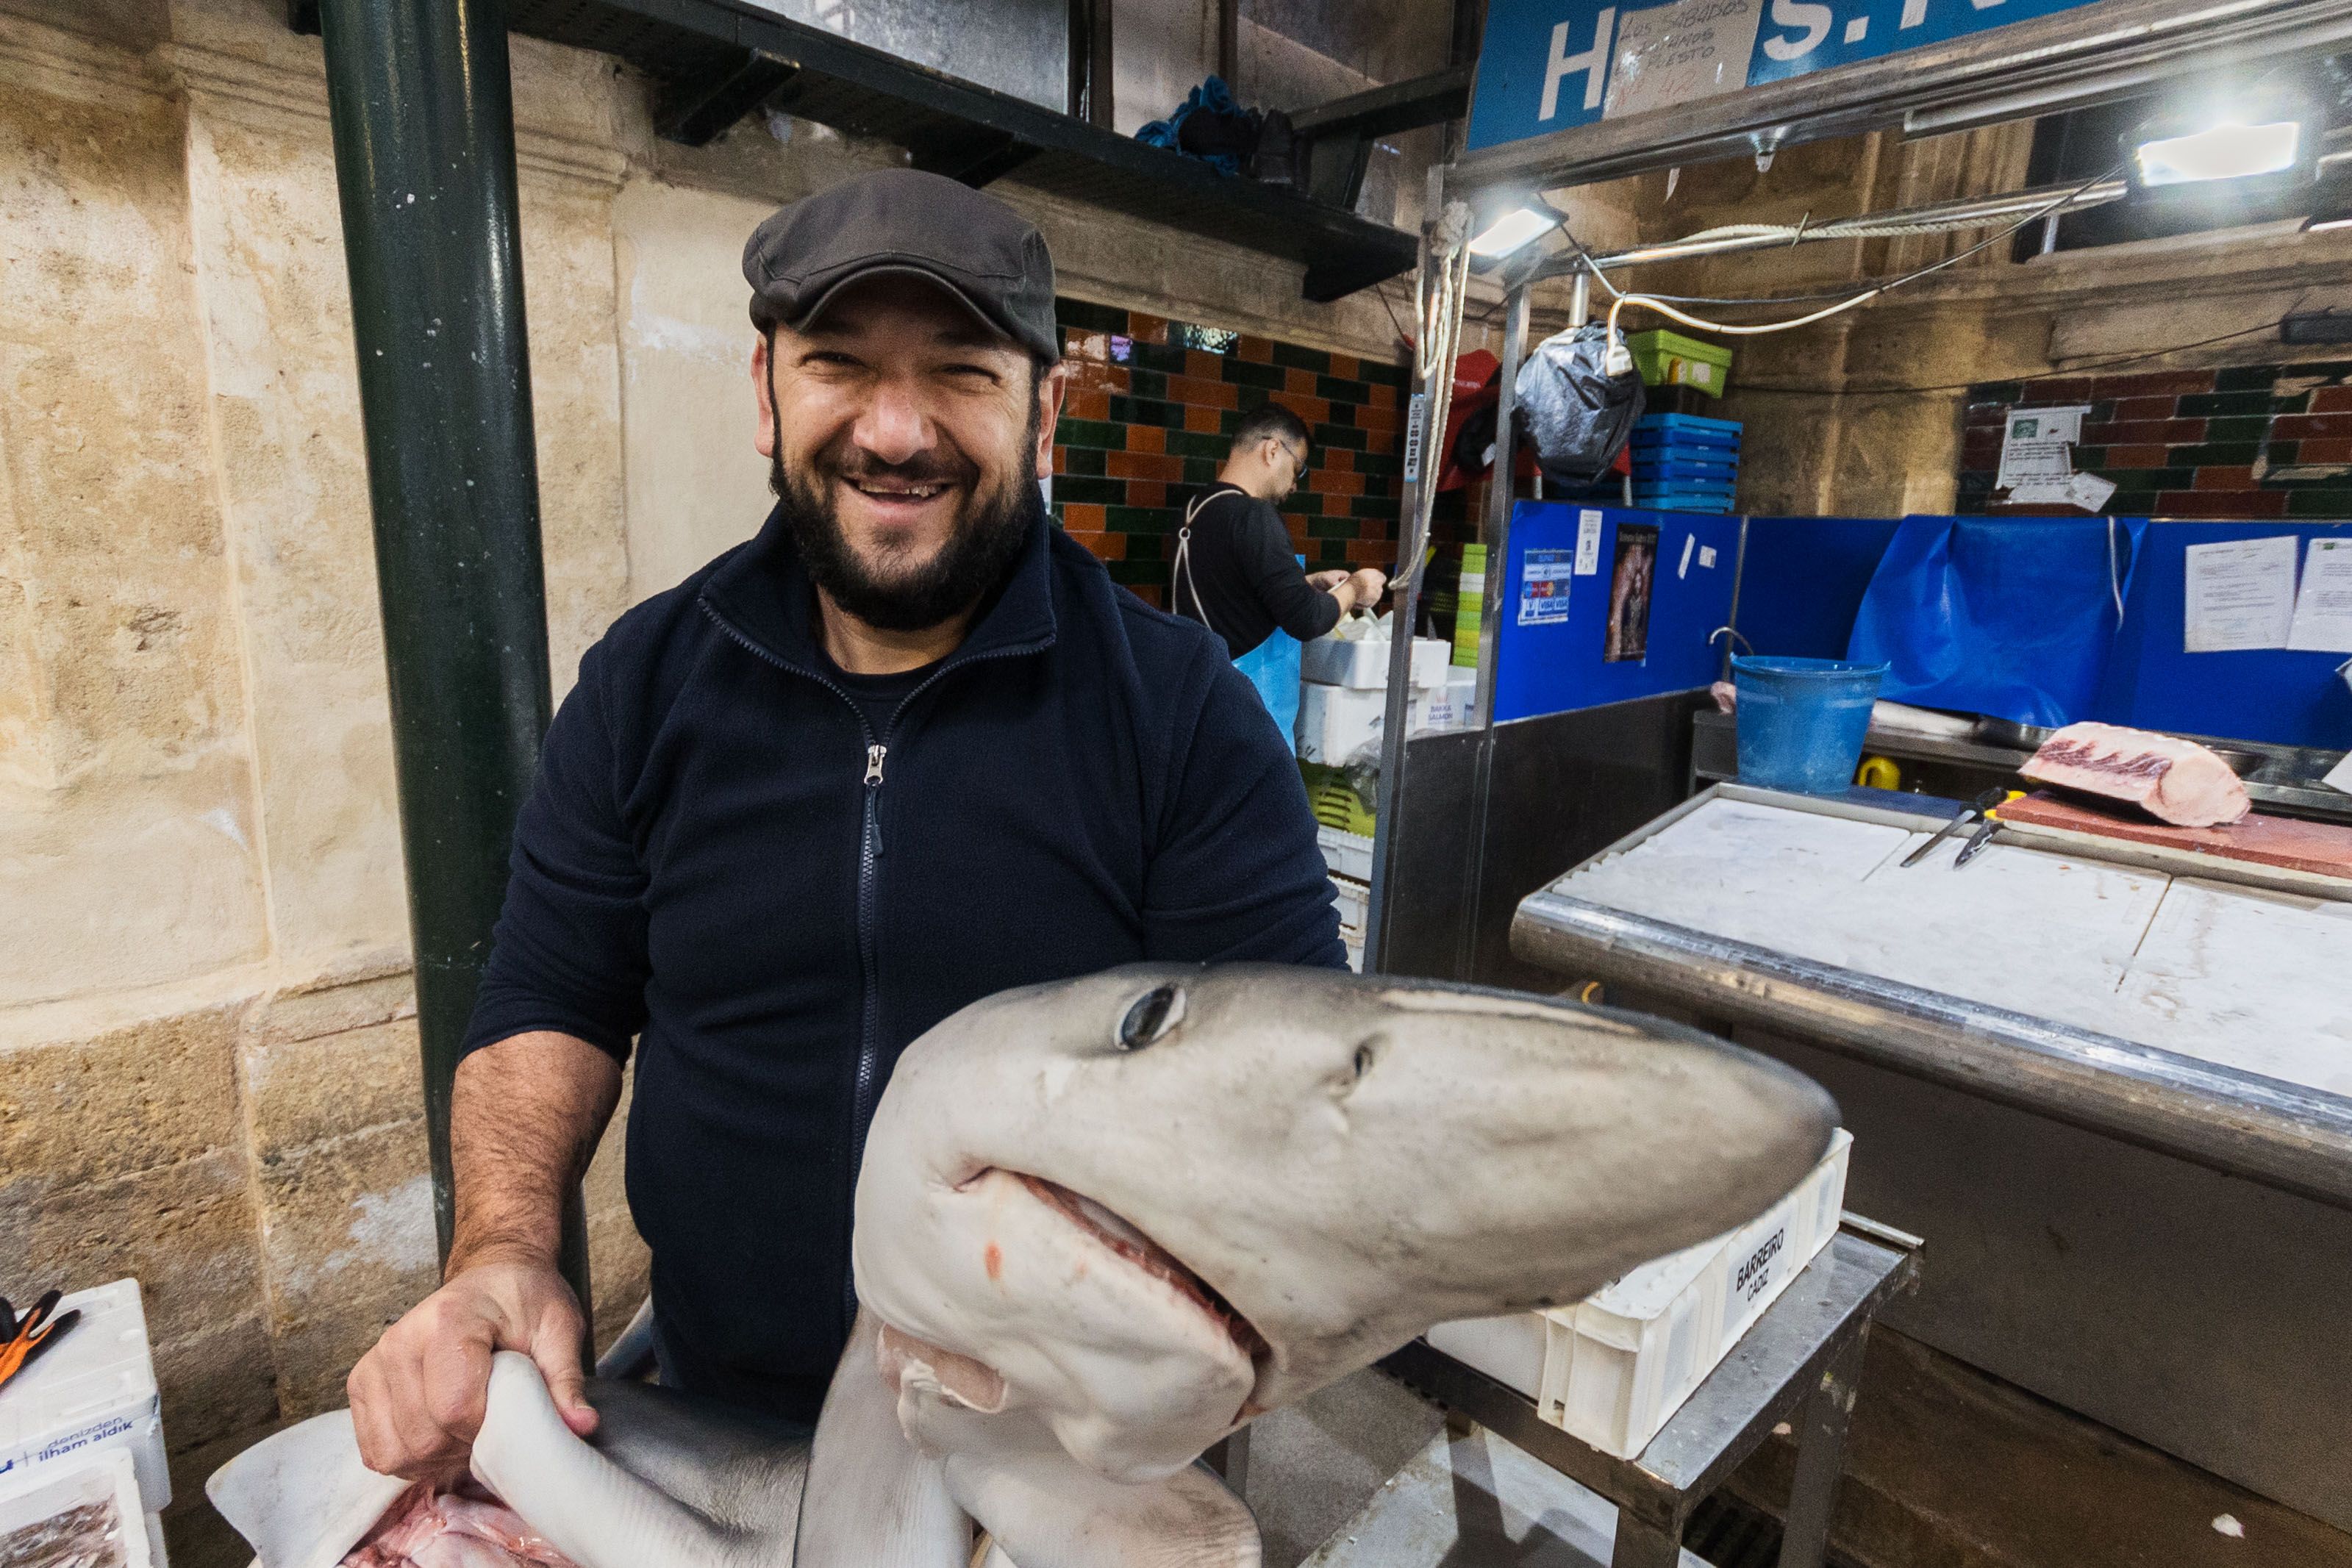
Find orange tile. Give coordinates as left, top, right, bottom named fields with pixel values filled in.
left=1130, top=482, right=1168, bottom=509
left=1129, top=312, right=1169, bottom=345
left=1185, top=406, right=1224, bottom=434
left=1330, top=352, right=1359, bottom=381
left=2312, top=386, right=2352, bottom=415
left=1324, top=448, right=1354, bottom=471
left=1109, top=451, right=1183, bottom=480
left=2192, top=466, right=2257, bottom=490
left=1237, top=334, right=1276, bottom=363
left=1356, top=404, right=1399, bottom=434
left=1071, top=390, right=1110, bottom=421
left=1127, top=582, right=1167, bottom=609
left=2103, top=443, right=2167, bottom=469
left=1129, top=425, right=1166, bottom=454
left=1170, top=375, right=1240, bottom=409
left=1052, top=445, right=1068, bottom=473
left=1309, top=468, right=1362, bottom=496
left=1063, top=329, right=1107, bottom=362
left=1187, top=350, right=1226, bottom=379
left=1367, top=382, right=1398, bottom=409
left=1273, top=394, right=1329, bottom=426
left=2298, top=437, right=2352, bottom=464
left=1060, top=503, right=1106, bottom=531
left=1286, top=368, right=1318, bottom=395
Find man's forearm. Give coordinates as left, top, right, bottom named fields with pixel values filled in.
left=447, top=1031, right=623, bottom=1277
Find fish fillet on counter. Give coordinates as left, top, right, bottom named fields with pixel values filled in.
left=2020, top=722, right=2251, bottom=827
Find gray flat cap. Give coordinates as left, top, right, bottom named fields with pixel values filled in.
left=743, top=168, right=1059, bottom=363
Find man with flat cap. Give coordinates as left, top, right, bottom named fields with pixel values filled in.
left=346, top=168, right=1344, bottom=1475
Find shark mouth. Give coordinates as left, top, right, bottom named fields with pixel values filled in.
left=1006, top=1172, right=1269, bottom=1375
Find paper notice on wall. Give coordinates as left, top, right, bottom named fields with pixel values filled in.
left=1603, top=0, right=1764, bottom=120
left=1575, top=509, right=1604, bottom=575
left=2286, top=537, right=2352, bottom=654
left=2066, top=472, right=2117, bottom=511
left=2183, top=536, right=2299, bottom=652
left=1995, top=406, right=2088, bottom=490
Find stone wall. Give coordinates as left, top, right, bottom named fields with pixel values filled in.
left=0, top=3, right=1416, bottom=1562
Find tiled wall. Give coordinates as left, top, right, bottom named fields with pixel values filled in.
left=1050, top=299, right=1412, bottom=606
left=1959, top=361, right=2352, bottom=518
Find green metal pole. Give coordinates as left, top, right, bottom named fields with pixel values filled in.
left=315, top=0, right=591, bottom=1317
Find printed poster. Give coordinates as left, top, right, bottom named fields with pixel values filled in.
left=1519, top=548, right=1575, bottom=626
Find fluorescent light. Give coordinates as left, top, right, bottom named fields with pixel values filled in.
left=2133, top=120, right=2301, bottom=187
left=1468, top=207, right=1554, bottom=258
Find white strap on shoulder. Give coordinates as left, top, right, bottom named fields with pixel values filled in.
left=1173, top=488, right=1240, bottom=640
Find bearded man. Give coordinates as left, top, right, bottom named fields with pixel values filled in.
left=345, top=170, right=1343, bottom=1478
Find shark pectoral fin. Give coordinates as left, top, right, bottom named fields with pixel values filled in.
left=471, top=1351, right=754, bottom=1568
left=204, top=1410, right=410, bottom=1568
left=941, top=1446, right=1260, bottom=1568
left=796, top=1307, right=974, bottom=1568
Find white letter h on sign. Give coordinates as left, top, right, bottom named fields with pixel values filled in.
left=1540, top=8, right=1617, bottom=120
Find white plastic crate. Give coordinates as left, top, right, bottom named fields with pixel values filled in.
left=0, top=1280, right=169, bottom=1513
left=1429, top=1129, right=1851, bottom=1461
left=0, top=1446, right=154, bottom=1568
left=1329, top=874, right=1369, bottom=941
left=1300, top=634, right=1451, bottom=690
left=1318, top=825, right=1374, bottom=881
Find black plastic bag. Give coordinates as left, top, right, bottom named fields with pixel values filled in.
left=1512, top=325, right=1645, bottom=486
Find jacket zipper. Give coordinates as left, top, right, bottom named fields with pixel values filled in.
left=699, top=598, right=1040, bottom=1331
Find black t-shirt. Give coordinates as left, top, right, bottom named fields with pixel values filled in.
left=815, top=647, right=940, bottom=740
left=1171, top=483, right=1343, bottom=659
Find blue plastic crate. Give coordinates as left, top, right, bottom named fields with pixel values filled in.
left=1631, top=429, right=1740, bottom=454
left=1631, top=457, right=1740, bottom=482
left=1635, top=411, right=1742, bottom=437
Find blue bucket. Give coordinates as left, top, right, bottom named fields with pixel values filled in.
left=1731, top=655, right=1889, bottom=794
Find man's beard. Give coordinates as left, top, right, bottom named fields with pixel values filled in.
left=771, top=402, right=1043, bottom=633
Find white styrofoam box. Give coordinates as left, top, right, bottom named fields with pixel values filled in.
left=1425, top=1312, right=1550, bottom=1399
left=0, top=1280, right=168, bottom=1513
left=1299, top=635, right=1452, bottom=690
left=0, top=1447, right=154, bottom=1568
left=1318, top=825, right=1374, bottom=881
left=145, top=1510, right=168, bottom=1568
left=1330, top=874, right=1369, bottom=939
left=1343, top=937, right=1365, bottom=974
left=1296, top=681, right=1386, bottom=765
left=1426, top=1129, right=1852, bottom=1462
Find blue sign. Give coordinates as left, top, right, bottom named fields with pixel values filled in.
left=1467, top=0, right=2107, bottom=152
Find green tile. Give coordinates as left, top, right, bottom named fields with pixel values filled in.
left=1349, top=495, right=1399, bottom=519
left=2202, top=415, right=2270, bottom=443
left=2176, top=391, right=2274, bottom=418
left=1356, top=452, right=1402, bottom=477
left=2286, top=490, right=2352, bottom=518
left=1306, top=515, right=1358, bottom=539
left=1171, top=323, right=1237, bottom=354
left=1107, top=505, right=1178, bottom=534
left=2089, top=468, right=2195, bottom=490
left=1128, top=368, right=1168, bottom=401
left=1285, top=493, right=1324, bottom=515
left=2167, top=443, right=2261, bottom=466
left=1107, top=558, right=1161, bottom=586
left=1318, top=375, right=1374, bottom=405
left=1052, top=476, right=1123, bottom=505
left=1168, top=430, right=1230, bottom=459
left=1062, top=446, right=1107, bottom=476
left=1054, top=418, right=1126, bottom=450
left=1313, top=423, right=1368, bottom=451
left=1221, top=359, right=1289, bottom=390
left=1054, top=298, right=1127, bottom=333
left=1128, top=342, right=1192, bottom=375
left=1318, top=540, right=1351, bottom=565
left=2213, top=364, right=2281, bottom=393
left=1359, top=359, right=1409, bottom=387
left=2104, top=490, right=2161, bottom=515
left=2070, top=446, right=2106, bottom=468
left=1182, top=457, right=1219, bottom=484
left=1272, top=342, right=1332, bottom=374
left=2269, top=440, right=2301, bottom=465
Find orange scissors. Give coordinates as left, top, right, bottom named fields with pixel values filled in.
left=0, top=1290, right=80, bottom=1395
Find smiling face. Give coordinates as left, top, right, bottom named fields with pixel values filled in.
left=851, top=964, right=1839, bottom=1483
left=754, top=274, right=1068, bottom=630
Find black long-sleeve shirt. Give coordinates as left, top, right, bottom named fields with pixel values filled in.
left=1171, top=483, right=1341, bottom=658
left=462, top=506, right=1343, bottom=1422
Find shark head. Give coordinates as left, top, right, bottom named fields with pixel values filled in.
left=854, top=963, right=1838, bottom=1484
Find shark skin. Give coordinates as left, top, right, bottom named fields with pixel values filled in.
left=208, top=964, right=1837, bottom=1568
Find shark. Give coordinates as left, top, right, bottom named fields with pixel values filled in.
left=210, top=964, right=1837, bottom=1568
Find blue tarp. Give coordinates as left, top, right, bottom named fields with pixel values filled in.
left=1846, top=515, right=2146, bottom=728
left=1135, top=76, right=1245, bottom=175
left=1234, top=627, right=1301, bottom=737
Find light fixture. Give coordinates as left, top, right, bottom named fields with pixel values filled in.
left=2303, top=198, right=2352, bottom=234
left=2133, top=120, right=2303, bottom=187
left=2123, top=72, right=2321, bottom=195
left=1468, top=205, right=1556, bottom=259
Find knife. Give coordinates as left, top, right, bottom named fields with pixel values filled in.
left=1954, top=790, right=2026, bottom=868
left=1901, top=787, right=2005, bottom=868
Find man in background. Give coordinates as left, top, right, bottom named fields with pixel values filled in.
left=1172, top=404, right=1386, bottom=658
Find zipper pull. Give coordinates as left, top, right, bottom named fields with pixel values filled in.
left=865, top=743, right=887, bottom=786
left=864, top=743, right=887, bottom=856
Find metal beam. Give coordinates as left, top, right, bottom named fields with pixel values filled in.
left=657, top=48, right=797, bottom=147
left=1290, top=62, right=1476, bottom=141
left=315, top=0, right=590, bottom=1309
left=1449, top=0, right=2352, bottom=195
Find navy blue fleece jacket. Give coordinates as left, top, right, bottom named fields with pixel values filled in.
left=460, top=504, right=1343, bottom=1422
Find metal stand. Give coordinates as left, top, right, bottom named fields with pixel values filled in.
left=1377, top=1222, right=1920, bottom=1568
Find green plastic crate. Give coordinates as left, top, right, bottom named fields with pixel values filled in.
left=1628, top=329, right=1732, bottom=395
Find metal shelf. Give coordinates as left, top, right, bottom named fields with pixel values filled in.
left=494, top=0, right=1421, bottom=301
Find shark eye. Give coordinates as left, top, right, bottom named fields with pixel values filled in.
left=1116, top=984, right=1184, bottom=1050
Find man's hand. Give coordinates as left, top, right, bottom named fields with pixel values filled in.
left=1346, top=567, right=1388, bottom=605
left=348, top=1255, right=597, bottom=1481
left=1305, top=568, right=1349, bottom=591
